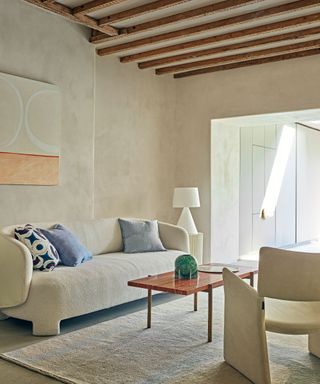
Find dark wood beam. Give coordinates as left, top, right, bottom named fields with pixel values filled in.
left=156, top=38, right=320, bottom=75
left=99, top=0, right=259, bottom=32
left=121, top=13, right=320, bottom=63
left=24, top=0, right=118, bottom=36
left=98, top=0, right=192, bottom=25
left=174, top=48, right=320, bottom=78
left=73, top=0, right=128, bottom=16
left=139, top=26, right=320, bottom=69
left=96, top=0, right=320, bottom=52
left=94, top=0, right=261, bottom=43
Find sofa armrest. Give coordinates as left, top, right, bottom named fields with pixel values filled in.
left=0, top=234, right=33, bottom=308
left=158, top=222, right=189, bottom=252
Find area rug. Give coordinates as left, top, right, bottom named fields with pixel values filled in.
left=1, top=287, right=320, bottom=384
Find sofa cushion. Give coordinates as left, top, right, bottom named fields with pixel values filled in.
left=3, top=218, right=124, bottom=257
left=119, top=219, right=166, bottom=253
left=4, top=250, right=184, bottom=322
left=14, top=224, right=59, bottom=272
left=59, top=218, right=123, bottom=256
left=40, top=224, right=92, bottom=267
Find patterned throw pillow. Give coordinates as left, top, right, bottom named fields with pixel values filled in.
left=15, top=224, right=59, bottom=272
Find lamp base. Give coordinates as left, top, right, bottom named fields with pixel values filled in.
left=177, top=207, right=198, bottom=234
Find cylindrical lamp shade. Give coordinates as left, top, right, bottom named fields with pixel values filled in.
left=173, top=187, right=200, bottom=208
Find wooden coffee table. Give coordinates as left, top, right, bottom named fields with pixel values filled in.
left=128, top=264, right=257, bottom=342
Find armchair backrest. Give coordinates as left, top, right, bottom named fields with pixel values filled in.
left=258, top=247, right=320, bottom=301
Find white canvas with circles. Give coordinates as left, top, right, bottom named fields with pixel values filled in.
left=0, top=72, right=61, bottom=185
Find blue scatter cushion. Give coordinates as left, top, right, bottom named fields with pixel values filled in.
left=14, top=224, right=59, bottom=272
left=118, top=218, right=166, bottom=253
left=39, top=224, right=92, bottom=267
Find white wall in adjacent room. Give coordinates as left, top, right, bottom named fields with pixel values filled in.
left=297, top=124, right=320, bottom=242
left=239, top=124, right=296, bottom=258
left=211, top=122, right=240, bottom=263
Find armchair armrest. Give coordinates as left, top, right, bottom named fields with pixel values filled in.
left=158, top=222, right=189, bottom=253
left=0, top=233, right=33, bottom=308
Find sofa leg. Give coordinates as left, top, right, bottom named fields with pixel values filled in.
left=308, top=333, right=320, bottom=358
left=0, top=311, right=9, bottom=320
left=32, top=319, right=61, bottom=336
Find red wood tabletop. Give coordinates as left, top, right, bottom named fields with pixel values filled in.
left=128, top=264, right=258, bottom=295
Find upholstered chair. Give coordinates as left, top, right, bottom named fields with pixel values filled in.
left=223, top=247, right=320, bottom=384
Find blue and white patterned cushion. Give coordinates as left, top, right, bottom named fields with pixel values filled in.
left=14, top=224, right=59, bottom=272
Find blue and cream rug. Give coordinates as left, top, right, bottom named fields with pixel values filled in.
left=1, top=288, right=320, bottom=384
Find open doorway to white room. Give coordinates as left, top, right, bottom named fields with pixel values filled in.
left=211, top=109, right=320, bottom=264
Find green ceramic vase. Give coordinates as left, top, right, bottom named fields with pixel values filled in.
left=175, top=254, right=198, bottom=280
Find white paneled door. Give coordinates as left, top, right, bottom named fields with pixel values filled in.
left=240, top=124, right=296, bottom=257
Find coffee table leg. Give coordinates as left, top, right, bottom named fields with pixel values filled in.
left=208, top=285, right=213, bottom=342
left=147, top=288, right=152, bottom=328
left=194, top=292, right=198, bottom=311
left=250, top=272, right=254, bottom=287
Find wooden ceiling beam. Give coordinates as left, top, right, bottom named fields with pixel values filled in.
left=73, top=0, right=128, bottom=16
left=155, top=38, right=320, bottom=75
left=94, top=0, right=259, bottom=43
left=99, top=0, right=259, bottom=32
left=138, top=25, right=320, bottom=69
left=24, top=0, right=118, bottom=36
left=97, top=0, right=320, bottom=53
left=174, top=48, right=320, bottom=78
left=122, top=13, right=320, bottom=63
left=98, top=0, right=192, bottom=25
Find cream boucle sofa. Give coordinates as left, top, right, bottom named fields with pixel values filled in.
left=0, top=218, right=189, bottom=336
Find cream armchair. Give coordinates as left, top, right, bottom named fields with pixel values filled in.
left=223, top=247, right=320, bottom=384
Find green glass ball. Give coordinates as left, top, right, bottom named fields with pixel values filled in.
left=175, top=254, right=198, bottom=280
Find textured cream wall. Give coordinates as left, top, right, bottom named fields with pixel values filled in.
left=0, top=2, right=177, bottom=230
left=94, top=57, right=177, bottom=223
left=0, top=1, right=95, bottom=226
left=175, top=56, right=320, bottom=261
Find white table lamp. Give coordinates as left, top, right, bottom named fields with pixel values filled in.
left=173, top=187, right=200, bottom=234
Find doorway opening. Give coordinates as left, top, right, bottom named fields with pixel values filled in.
left=211, top=109, right=320, bottom=263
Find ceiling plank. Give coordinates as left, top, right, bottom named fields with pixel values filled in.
left=98, top=0, right=192, bottom=25
left=99, top=0, right=259, bottom=32
left=155, top=38, right=320, bottom=75
left=93, top=0, right=258, bottom=43
left=99, top=0, right=191, bottom=25
left=138, top=25, right=320, bottom=69
left=73, top=0, right=128, bottom=16
left=174, top=48, right=320, bottom=78
left=24, top=0, right=118, bottom=36
left=96, top=0, right=320, bottom=52
left=121, top=13, right=320, bottom=63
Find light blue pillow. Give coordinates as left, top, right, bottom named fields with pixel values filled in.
left=118, top=219, right=166, bottom=253
left=39, top=224, right=92, bottom=267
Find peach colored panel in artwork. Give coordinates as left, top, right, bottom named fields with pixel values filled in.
left=0, top=152, right=59, bottom=185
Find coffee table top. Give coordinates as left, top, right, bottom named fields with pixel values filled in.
left=128, top=263, right=257, bottom=295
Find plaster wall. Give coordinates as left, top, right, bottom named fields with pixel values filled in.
left=94, top=57, right=177, bottom=223
left=175, top=56, right=320, bottom=261
left=0, top=2, right=177, bottom=228
left=0, top=1, right=95, bottom=225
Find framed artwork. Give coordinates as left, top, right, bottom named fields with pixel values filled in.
left=0, top=72, right=61, bottom=185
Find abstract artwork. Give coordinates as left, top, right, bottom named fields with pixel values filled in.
left=0, top=72, right=61, bottom=185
